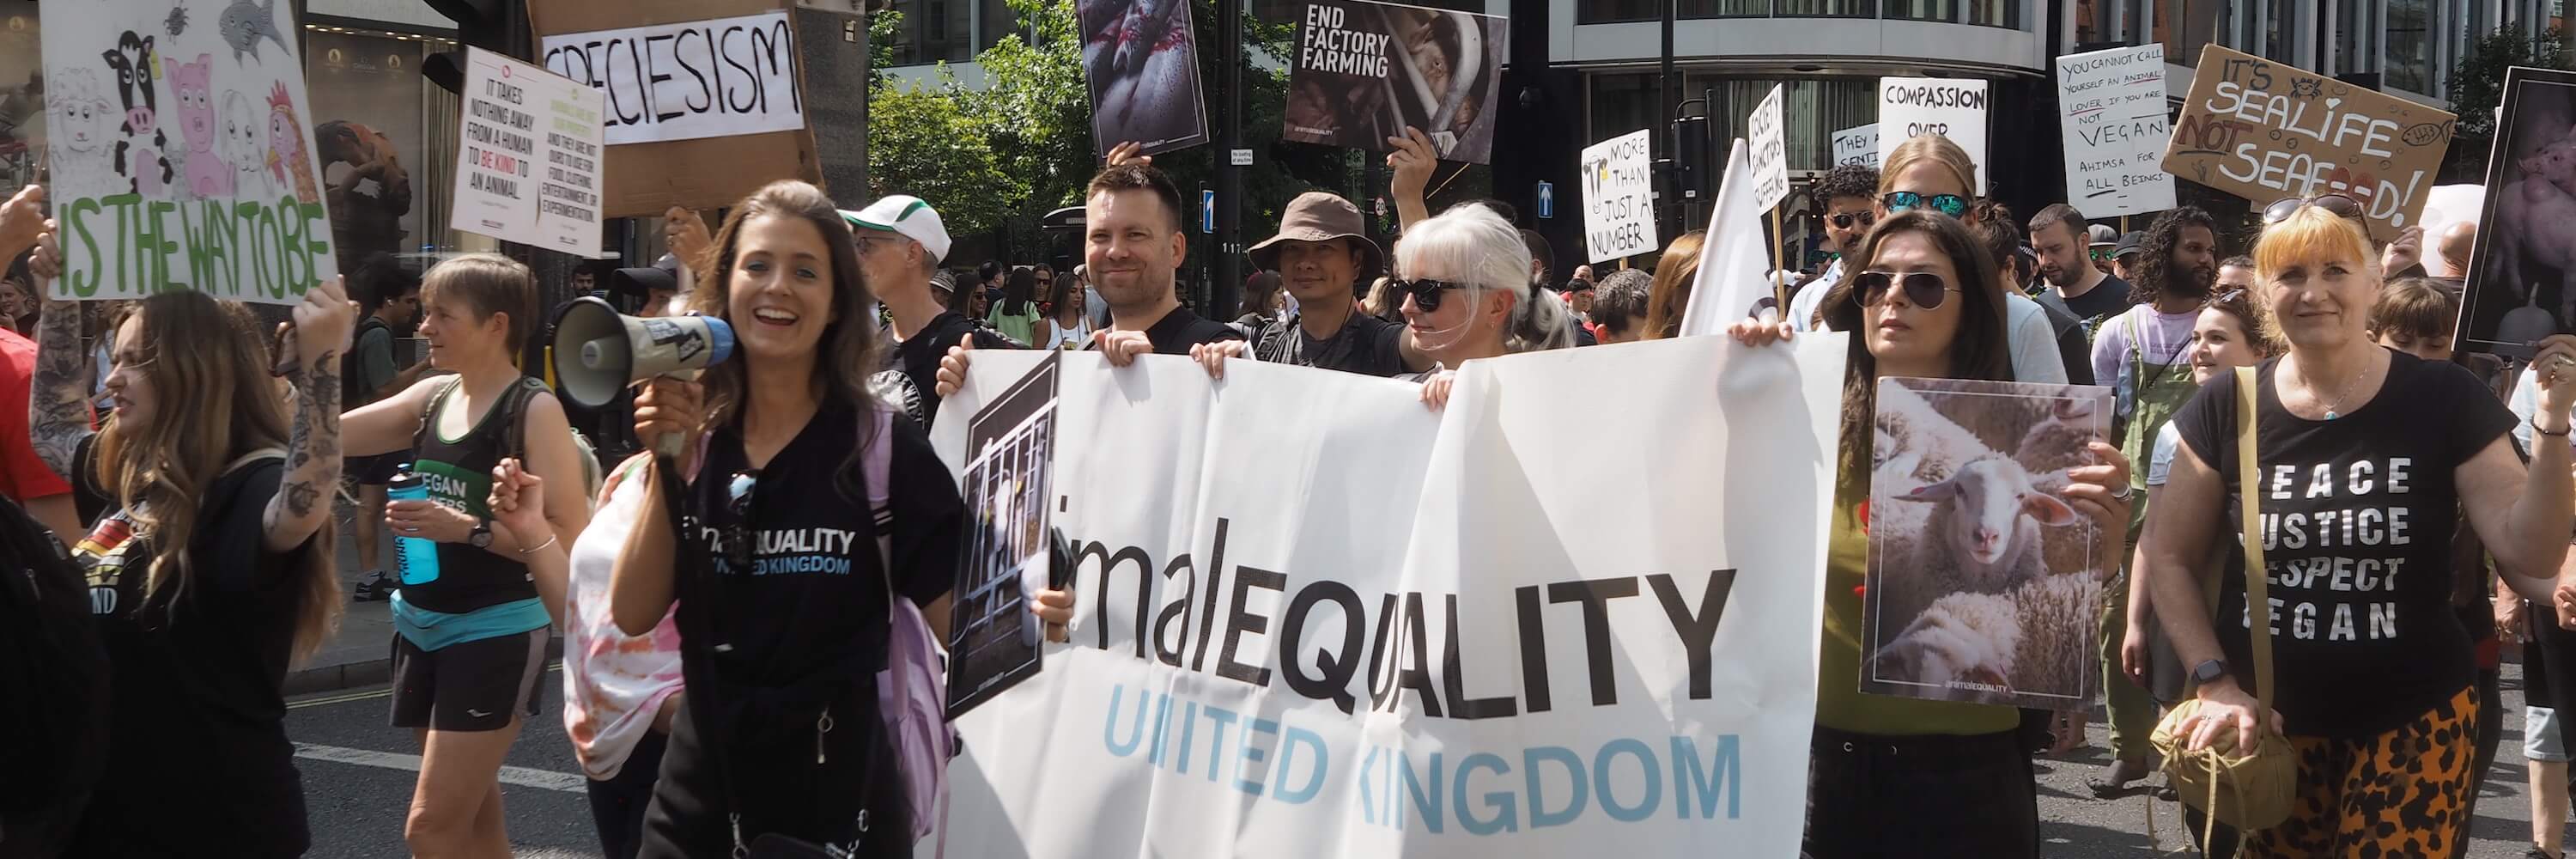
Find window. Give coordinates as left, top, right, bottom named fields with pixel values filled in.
left=1587, top=74, right=1874, bottom=173
left=2160, top=0, right=2224, bottom=63
left=2334, top=0, right=2378, bottom=76
left=1777, top=0, right=1873, bottom=14
left=2075, top=0, right=2116, bottom=44
left=978, top=0, right=1025, bottom=51
left=1714, top=0, right=1774, bottom=14
left=2386, top=0, right=2433, bottom=93
left=885, top=0, right=973, bottom=64
left=1966, top=0, right=2016, bottom=27
left=1577, top=0, right=1663, bottom=23
left=1884, top=0, right=1959, bottom=21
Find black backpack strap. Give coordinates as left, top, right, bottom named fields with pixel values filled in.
left=410, top=376, right=465, bottom=459
left=498, top=377, right=550, bottom=462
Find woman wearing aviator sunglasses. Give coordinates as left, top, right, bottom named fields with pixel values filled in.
left=1392, top=204, right=1575, bottom=410
left=1729, top=210, right=2137, bottom=859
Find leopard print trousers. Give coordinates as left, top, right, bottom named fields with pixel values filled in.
left=2242, top=685, right=2478, bottom=859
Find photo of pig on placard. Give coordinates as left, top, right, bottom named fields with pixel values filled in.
left=1863, top=378, right=2115, bottom=707
left=2461, top=67, right=2576, bottom=358
left=1076, top=0, right=1210, bottom=158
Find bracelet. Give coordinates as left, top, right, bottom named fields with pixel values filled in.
left=517, top=533, right=560, bottom=556
left=2537, top=417, right=2572, bottom=438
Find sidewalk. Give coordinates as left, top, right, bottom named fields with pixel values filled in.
left=286, top=525, right=562, bottom=697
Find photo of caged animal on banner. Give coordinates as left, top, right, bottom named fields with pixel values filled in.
left=1864, top=378, right=2115, bottom=708
left=42, top=0, right=337, bottom=305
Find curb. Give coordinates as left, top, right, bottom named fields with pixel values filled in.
left=283, top=634, right=566, bottom=698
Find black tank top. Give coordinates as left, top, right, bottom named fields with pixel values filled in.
left=400, top=376, right=544, bottom=614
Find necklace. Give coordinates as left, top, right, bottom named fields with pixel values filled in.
left=2306, top=356, right=2373, bottom=420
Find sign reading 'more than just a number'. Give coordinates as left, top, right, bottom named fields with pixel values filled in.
left=2163, top=44, right=2457, bottom=241
left=538, top=10, right=803, bottom=146
left=2054, top=44, right=2175, bottom=217
left=1577, top=128, right=1659, bottom=263
left=1878, top=77, right=1990, bottom=193
left=452, top=47, right=606, bottom=256
left=1746, top=83, right=1790, bottom=212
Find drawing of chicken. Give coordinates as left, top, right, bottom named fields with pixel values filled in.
left=264, top=82, right=319, bottom=205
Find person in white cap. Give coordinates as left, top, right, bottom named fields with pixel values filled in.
left=843, top=195, right=1018, bottom=428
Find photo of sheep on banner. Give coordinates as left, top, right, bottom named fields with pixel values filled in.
left=1863, top=377, right=2114, bottom=708
left=2460, top=66, right=2576, bottom=357
left=1076, top=0, right=1209, bottom=157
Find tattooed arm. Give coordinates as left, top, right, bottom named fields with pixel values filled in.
left=26, top=225, right=95, bottom=482
left=264, top=279, right=356, bottom=553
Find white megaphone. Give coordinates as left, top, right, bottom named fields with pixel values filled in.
left=550, top=296, right=735, bottom=455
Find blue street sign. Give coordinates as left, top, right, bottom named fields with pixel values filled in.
left=1201, top=190, right=1217, bottom=234
left=1535, top=181, right=1555, bottom=219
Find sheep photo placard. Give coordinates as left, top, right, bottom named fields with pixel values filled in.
left=1864, top=377, right=2115, bottom=708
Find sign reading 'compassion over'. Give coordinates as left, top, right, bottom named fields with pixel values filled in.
left=1879, top=77, right=1990, bottom=193
left=538, top=10, right=804, bottom=146
left=927, top=338, right=1843, bottom=857
left=2164, top=44, right=2456, bottom=241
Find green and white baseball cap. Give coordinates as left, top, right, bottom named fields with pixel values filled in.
left=841, top=195, right=951, bottom=265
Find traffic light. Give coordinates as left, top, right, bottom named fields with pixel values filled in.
left=422, top=0, right=529, bottom=94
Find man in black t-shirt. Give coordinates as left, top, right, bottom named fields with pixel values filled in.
left=848, top=196, right=1019, bottom=428
left=1236, top=192, right=1436, bottom=376
left=2028, top=204, right=2133, bottom=338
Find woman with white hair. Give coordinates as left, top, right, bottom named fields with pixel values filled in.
left=1392, top=203, right=1574, bottom=409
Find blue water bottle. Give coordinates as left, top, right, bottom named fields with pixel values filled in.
left=388, top=466, right=441, bottom=586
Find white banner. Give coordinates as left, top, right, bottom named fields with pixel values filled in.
left=452, top=47, right=606, bottom=256
left=1878, top=77, right=1990, bottom=194
left=1578, top=129, right=1660, bottom=265
left=2054, top=45, right=2175, bottom=217
left=1831, top=123, right=1879, bottom=168
left=40, top=0, right=338, bottom=304
left=928, top=339, right=1844, bottom=857
left=538, top=11, right=804, bottom=146
left=1747, top=84, right=1789, bottom=212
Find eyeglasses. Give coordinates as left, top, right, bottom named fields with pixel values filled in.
left=2206, top=288, right=2247, bottom=308
left=854, top=235, right=902, bottom=256
left=1882, top=192, right=1969, bottom=219
left=1828, top=210, right=1877, bottom=230
left=723, top=469, right=759, bottom=572
left=1393, top=277, right=1470, bottom=313
left=2263, top=194, right=2365, bottom=225
left=1853, top=270, right=1960, bottom=310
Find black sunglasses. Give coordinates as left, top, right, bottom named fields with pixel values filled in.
left=1393, top=277, right=1470, bottom=313
left=1853, top=270, right=1960, bottom=310
left=1828, top=210, right=1877, bottom=230
left=723, top=469, right=760, bottom=572
left=1882, top=192, right=1969, bottom=218
left=2264, top=194, right=2364, bottom=225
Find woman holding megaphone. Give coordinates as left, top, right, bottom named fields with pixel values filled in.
left=337, top=253, right=592, bottom=858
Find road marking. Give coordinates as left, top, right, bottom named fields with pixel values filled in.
left=292, top=743, right=587, bottom=794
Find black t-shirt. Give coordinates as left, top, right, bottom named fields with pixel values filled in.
left=2057, top=274, right=2133, bottom=335
left=683, top=400, right=961, bottom=698
left=2029, top=295, right=2096, bottom=386
left=2172, top=350, right=2514, bottom=737
left=878, top=310, right=1019, bottom=429
left=70, top=452, right=316, bottom=857
left=1253, top=311, right=1408, bottom=376
left=1113, top=307, right=1244, bottom=356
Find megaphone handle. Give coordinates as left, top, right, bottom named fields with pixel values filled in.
left=655, top=430, right=687, bottom=460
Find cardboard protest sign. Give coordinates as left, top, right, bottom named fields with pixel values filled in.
left=2458, top=67, right=2576, bottom=356
left=2163, top=44, right=2456, bottom=243
left=528, top=0, right=820, bottom=218
left=1747, top=83, right=1789, bottom=212
left=1284, top=0, right=1507, bottom=164
left=1577, top=128, right=1657, bottom=264
left=928, top=337, right=1842, bottom=857
left=1077, top=0, right=1210, bottom=157
left=39, top=0, right=337, bottom=303
left=451, top=48, right=605, bottom=256
left=1831, top=123, right=1879, bottom=168
left=2054, top=45, right=2175, bottom=217
left=1863, top=378, right=2113, bottom=708
left=950, top=353, right=1060, bottom=718
left=1878, top=77, right=1989, bottom=193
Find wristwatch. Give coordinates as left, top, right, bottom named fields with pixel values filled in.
left=2191, top=658, right=2231, bottom=685
left=468, top=520, right=495, bottom=550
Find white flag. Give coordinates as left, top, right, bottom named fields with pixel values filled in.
left=1676, top=138, right=1779, bottom=337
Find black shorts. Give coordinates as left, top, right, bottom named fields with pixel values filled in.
left=390, top=628, right=546, bottom=733
left=344, top=453, right=404, bottom=486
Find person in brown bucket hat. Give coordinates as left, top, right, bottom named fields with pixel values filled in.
left=1203, top=191, right=1436, bottom=378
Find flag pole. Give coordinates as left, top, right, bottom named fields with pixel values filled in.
left=1770, top=205, right=1787, bottom=314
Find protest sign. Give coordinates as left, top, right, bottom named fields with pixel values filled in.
left=928, top=337, right=1844, bottom=857
left=450, top=48, right=605, bottom=256
left=1577, top=129, right=1658, bottom=264
left=2054, top=45, right=2174, bottom=217
left=2459, top=67, right=2576, bottom=356
left=528, top=0, right=821, bottom=218
left=1747, top=84, right=1789, bottom=212
left=949, top=353, right=1060, bottom=719
left=1831, top=123, right=1878, bottom=168
left=1078, top=0, right=1210, bottom=157
left=2163, top=44, right=2456, bottom=243
left=1878, top=77, right=1989, bottom=193
left=1284, top=0, right=1508, bottom=164
left=1863, top=378, right=2113, bottom=708
left=39, top=0, right=337, bottom=304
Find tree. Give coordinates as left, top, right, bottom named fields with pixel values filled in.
left=2442, top=23, right=2572, bottom=183
left=867, top=77, right=1018, bottom=237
